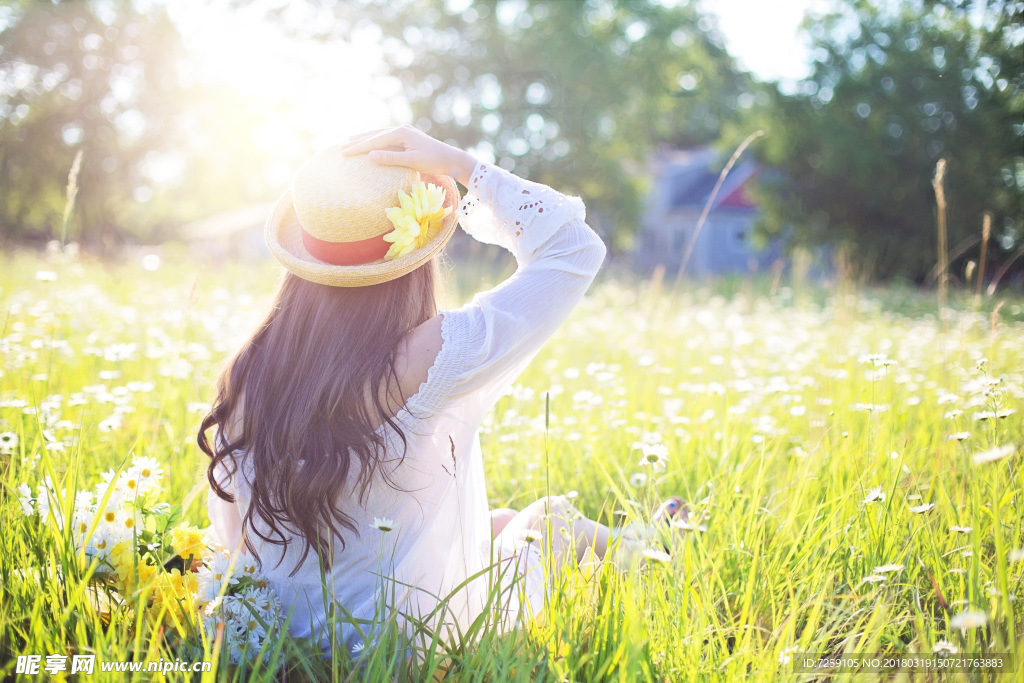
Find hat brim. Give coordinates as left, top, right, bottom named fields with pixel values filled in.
left=265, top=173, right=460, bottom=287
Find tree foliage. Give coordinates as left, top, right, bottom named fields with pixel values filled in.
left=336, top=0, right=753, bottom=247
left=0, top=1, right=187, bottom=243
left=740, top=0, right=1024, bottom=282
left=0, top=0, right=278, bottom=246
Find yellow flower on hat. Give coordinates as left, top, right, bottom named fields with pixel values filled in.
left=383, top=182, right=450, bottom=260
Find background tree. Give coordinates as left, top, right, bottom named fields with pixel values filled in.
left=738, top=0, right=1024, bottom=283
left=329, top=0, right=754, bottom=248
left=0, top=0, right=277, bottom=246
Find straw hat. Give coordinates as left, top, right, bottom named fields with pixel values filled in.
left=265, top=145, right=460, bottom=287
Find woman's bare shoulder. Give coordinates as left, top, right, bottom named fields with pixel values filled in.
left=393, top=314, right=444, bottom=403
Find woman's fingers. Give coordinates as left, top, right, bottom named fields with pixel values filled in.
left=366, top=149, right=414, bottom=167
left=340, top=126, right=411, bottom=156
left=336, top=124, right=471, bottom=182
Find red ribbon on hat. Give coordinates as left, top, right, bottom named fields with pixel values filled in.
left=300, top=227, right=390, bottom=266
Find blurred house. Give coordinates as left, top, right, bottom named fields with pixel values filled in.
left=635, top=146, right=781, bottom=277
left=181, top=203, right=275, bottom=260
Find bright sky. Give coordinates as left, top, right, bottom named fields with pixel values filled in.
left=699, top=0, right=822, bottom=83
left=168, top=0, right=822, bottom=168
left=166, top=0, right=403, bottom=171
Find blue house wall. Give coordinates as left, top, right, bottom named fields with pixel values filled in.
left=635, top=147, right=780, bottom=277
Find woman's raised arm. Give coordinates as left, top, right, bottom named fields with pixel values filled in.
left=344, top=125, right=606, bottom=417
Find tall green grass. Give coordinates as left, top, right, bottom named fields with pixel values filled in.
left=1, top=250, right=1021, bottom=681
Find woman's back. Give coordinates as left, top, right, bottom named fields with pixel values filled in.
left=205, top=132, right=606, bottom=655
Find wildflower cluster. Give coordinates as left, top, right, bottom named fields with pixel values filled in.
left=18, top=455, right=165, bottom=581
left=17, top=456, right=282, bottom=663
left=196, top=550, right=284, bottom=663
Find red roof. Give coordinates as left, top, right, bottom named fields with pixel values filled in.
left=718, top=179, right=756, bottom=208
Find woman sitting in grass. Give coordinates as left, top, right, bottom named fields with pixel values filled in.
left=198, top=125, right=686, bottom=656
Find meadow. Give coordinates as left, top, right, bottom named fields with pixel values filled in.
left=0, top=249, right=1021, bottom=681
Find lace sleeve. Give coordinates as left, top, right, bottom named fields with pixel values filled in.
left=458, top=161, right=587, bottom=262
left=401, top=162, right=606, bottom=417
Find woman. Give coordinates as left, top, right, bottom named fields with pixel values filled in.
left=199, top=125, right=684, bottom=656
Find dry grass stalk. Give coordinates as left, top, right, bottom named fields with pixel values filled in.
left=60, top=150, right=84, bottom=247
left=977, top=211, right=991, bottom=300
left=932, top=158, right=948, bottom=325
left=675, top=130, right=764, bottom=283
left=987, top=244, right=1024, bottom=296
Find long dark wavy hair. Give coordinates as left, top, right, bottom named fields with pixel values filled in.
left=198, top=260, right=439, bottom=575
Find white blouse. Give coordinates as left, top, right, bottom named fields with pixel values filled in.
left=207, top=160, right=607, bottom=655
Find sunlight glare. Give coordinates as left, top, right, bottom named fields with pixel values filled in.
left=168, top=0, right=405, bottom=181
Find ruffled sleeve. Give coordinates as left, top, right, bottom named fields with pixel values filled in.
left=405, top=161, right=606, bottom=418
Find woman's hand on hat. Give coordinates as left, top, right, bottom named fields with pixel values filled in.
left=339, top=125, right=477, bottom=187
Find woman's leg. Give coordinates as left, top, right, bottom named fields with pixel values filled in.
left=496, top=495, right=641, bottom=569
left=490, top=508, right=518, bottom=539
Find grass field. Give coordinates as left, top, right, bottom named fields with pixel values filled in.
left=1, top=250, right=1022, bottom=681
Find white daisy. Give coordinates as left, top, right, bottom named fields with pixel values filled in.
left=972, top=409, right=1015, bottom=421
left=98, top=414, right=122, bottom=432
left=370, top=517, right=396, bottom=533
left=950, top=609, right=988, bottom=630
left=638, top=442, right=669, bottom=471
left=109, top=510, right=138, bottom=543
left=197, top=552, right=240, bottom=604
left=971, top=444, right=1014, bottom=465
left=861, top=574, right=887, bottom=584
left=95, top=472, right=127, bottom=510
left=74, top=490, right=94, bottom=512
left=778, top=645, right=800, bottom=665
left=642, top=548, right=672, bottom=565
left=70, top=509, right=94, bottom=549
left=35, top=478, right=61, bottom=523
left=863, top=486, right=886, bottom=503
left=17, top=483, right=34, bottom=516
left=236, top=561, right=257, bottom=582
left=932, top=639, right=957, bottom=654
left=873, top=563, right=904, bottom=573
left=120, top=470, right=143, bottom=500
left=131, top=456, right=164, bottom=491
left=0, top=432, right=18, bottom=454
left=519, top=529, right=542, bottom=544
left=950, top=525, right=973, bottom=534
left=629, top=472, right=648, bottom=488
left=910, top=503, right=935, bottom=514
left=241, top=587, right=273, bottom=613
left=86, top=526, right=117, bottom=562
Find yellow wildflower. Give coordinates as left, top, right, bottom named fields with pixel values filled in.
left=149, top=569, right=198, bottom=632
left=382, top=182, right=449, bottom=260
left=111, top=540, right=156, bottom=594
left=170, top=522, right=206, bottom=562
